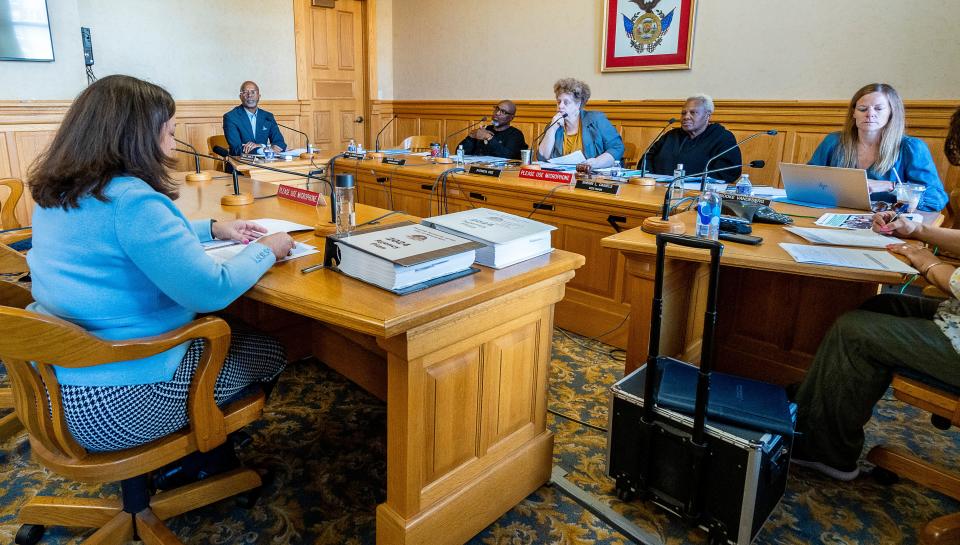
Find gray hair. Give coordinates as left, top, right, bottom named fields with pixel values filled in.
left=686, top=93, right=714, bottom=113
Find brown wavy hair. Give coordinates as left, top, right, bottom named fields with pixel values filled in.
left=553, top=78, right=591, bottom=106
left=29, top=75, right=177, bottom=209
left=834, top=83, right=905, bottom=175
left=946, top=106, right=960, bottom=166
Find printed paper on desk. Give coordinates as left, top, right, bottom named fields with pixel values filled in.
left=547, top=150, right=587, bottom=165
left=784, top=226, right=900, bottom=248
left=207, top=242, right=319, bottom=263
left=779, top=243, right=918, bottom=274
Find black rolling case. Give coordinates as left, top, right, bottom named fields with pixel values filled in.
left=606, top=234, right=795, bottom=545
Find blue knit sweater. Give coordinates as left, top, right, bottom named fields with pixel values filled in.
left=26, top=176, right=276, bottom=386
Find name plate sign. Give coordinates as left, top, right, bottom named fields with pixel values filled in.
left=574, top=179, right=622, bottom=195
left=718, top=192, right=772, bottom=207
left=342, top=152, right=367, bottom=160
left=382, top=157, right=406, bottom=166
left=468, top=166, right=502, bottom=178
left=277, top=184, right=326, bottom=206
left=518, top=167, right=575, bottom=184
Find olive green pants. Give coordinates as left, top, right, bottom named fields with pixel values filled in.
left=794, top=294, right=960, bottom=469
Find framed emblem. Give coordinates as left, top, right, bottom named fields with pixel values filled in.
left=601, top=0, right=697, bottom=72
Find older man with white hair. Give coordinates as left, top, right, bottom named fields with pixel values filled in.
left=639, top=93, right=742, bottom=182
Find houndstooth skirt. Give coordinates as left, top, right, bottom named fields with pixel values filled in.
left=60, top=331, right=286, bottom=452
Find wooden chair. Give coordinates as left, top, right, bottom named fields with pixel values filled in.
left=400, top=135, right=439, bottom=152
left=867, top=375, right=960, bottom=544
left=0, top=280, right=30, bottom=440
left=622, top=142, right=640, bottom=168
left=207, top=134, right=230, bottom=171
left=0, top=307, right=266, bottom=545
left=0, top=178, right=31, bottom=250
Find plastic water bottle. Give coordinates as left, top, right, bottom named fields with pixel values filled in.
left=456, top=145, right=465, bottom=166
left=670, top=163, right=685, bottom=203
left=356, top=142, right=365, bottom=154
left=334, top=173, right=356, bottom=235
left=442, top=143, right=450, bottom=159
left=347, top=139, right=356, bottom=152
left=262, top=144, right=275, bottom=161
left=610, top=160, right=622, bottom=178
left=695, top=187, right=722, bottom=241
left=734, top=173, right=753, bottom=195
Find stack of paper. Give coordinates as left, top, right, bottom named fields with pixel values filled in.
left=780, top=243, right=917, bottom=274
left=784, top=226, right=899, bottom=248
left=203, top=218, right=318, bottom=263
left=422, top=208, right=556, bottom=269
left=814, top=212, right=923, bottom=229
left=332, top=222, right=483, bottom=293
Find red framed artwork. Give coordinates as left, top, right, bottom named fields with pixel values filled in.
left=601, top=0, right=697, bottom=72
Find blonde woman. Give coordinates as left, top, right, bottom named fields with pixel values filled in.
left=537, top=78, right=624, bottom=169
left=808, top=83, right=946, bottom=211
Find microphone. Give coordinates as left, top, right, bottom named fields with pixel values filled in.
left=699, top=130, right=777, bottom=192
left=210, top=146, right=246, bottom=203
left=532, top=113, right=568, bottom=160
left=659, top=160, right=766, bottom=221
left=638, top=118, right=676, bottom=176
left=174, top=138, right=212, bottom=182
left=375, top=115, right=398, bottom=152
left=277, top=123, right=312, bottom=155
left=441, top=116, right=488, bottom=155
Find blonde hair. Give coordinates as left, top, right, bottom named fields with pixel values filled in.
left=836, top=83, right=905, bottom=175
left=553, top=78, right=591, bottom=106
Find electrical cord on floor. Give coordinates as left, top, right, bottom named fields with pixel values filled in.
left=547, top=408, right=608, bottom=433
left=555, top=313, right=630, bottom=362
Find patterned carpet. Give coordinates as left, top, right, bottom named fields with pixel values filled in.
left=0, top=329, right=958, bottom=544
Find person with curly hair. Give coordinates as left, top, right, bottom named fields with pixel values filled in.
left=537, top=77, right=624, bottom=169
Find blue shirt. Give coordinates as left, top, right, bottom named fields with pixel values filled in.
left=246, top=109, right=258, bottom=140
left=538, top=110, right=624, bottom=162
left=808, top=132, right=947, bottom=212
left=26, top=177, right=276, bottom=386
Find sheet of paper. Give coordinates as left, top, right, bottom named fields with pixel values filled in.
left=462, top=155, right=510, bottom=165
left=547, top=150, right=587, bottom=165
left=750, top=186, right=787, bottom=198
left=249, top=218, right=314, bottom=235
left=279, top=148, right=307, bottom=157
left=814, top=212, right=923, bottom=229
left=779, top=243, right=917, bottom=274
left=207, top=242, right=318, bottom=263
left=784, top=226, right=900, bottom=248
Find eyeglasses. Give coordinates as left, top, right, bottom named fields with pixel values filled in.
left=240, top=90, right=259, bottom=96
left=493, top=107, right=515, bottom=116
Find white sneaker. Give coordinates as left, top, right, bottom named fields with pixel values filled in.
left=791, top=457, right=860, bottom=481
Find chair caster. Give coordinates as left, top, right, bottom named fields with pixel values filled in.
left=15, top=524, right=45, bottom=545
left=931, top=414, right=952, bottom=431
left=236, top=486, right=262, bottom=508
left=872, top=466, right=900, bottom=486
left=615, top=485, right=636, bottom=502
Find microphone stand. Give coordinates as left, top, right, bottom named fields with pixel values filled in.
left=641, top=162, right=760, bottom=235
left=699, top=130, right=777, bottom=192
left=438, top=116, right=488, bottom=163
left=277, top=123, right=316, bottom=159
left=373, top=115, right=398, bottom=155
left=531, top=114, right=568, bottom=162
left=638, top=118, right=676, bottom=178
left=174, top=138, right=213, bottom=182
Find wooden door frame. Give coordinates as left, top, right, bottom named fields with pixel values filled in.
left=292, top=0, right=377, bottom=147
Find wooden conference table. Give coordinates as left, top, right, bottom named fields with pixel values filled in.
left=171, top=172, right=585, bottom=545
left=602, top=203, right=933, bottom=385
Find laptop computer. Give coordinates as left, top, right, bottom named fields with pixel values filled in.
left=778, top=162, right=872, bottom=210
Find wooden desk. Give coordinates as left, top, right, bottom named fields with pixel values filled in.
left=602, top=203, right=916, bottom=385
left=172, top=173, right=584, bottom=545
left=329, top=156, right=668, bottom=349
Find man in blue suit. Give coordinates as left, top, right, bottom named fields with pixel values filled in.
left=223, top=81, right=286, bottom=156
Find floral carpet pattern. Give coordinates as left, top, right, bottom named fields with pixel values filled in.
left=0, top=329, right=957, bottom=544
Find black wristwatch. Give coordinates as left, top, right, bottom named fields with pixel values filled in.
left=210, top=219, right=217, bottom=239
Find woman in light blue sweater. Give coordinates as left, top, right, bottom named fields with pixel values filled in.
left=26, top=75, right=295, bottom=452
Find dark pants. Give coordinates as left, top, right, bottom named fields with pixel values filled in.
left=794, top=293, right=960, bottom=469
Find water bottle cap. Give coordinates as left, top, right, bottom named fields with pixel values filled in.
left=335, top=173, right=355, bottom=188
left=677, top=163, right=683, bottom=169
left=741, top=174, right=750, bottom=179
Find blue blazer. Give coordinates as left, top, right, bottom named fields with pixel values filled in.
left=539, top=110, right=624, bottom=162
left=808, top=132, right=947, bottom=212
left=222, top=105, right=287, bottom=156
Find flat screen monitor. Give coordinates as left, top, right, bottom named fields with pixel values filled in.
left=0, top=0, right=54, bottom=62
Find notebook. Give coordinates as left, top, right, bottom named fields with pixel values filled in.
left=655, top=358, right=795, bottom=436
left=778, top=163, right=872, bottom=210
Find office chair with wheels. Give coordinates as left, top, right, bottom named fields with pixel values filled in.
left=0, top=306, right=266, bottom=545
left=867, top=373, right=960, bottom=544
left=401, top=135, right=439, bottom=152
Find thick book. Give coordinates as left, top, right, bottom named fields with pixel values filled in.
left=330, top=221, right=484, bottom=293
left=421, top=208, right=556, bottom=269
left=655, top=359, right=795, bottom=436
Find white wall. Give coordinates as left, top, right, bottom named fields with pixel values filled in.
left=391, top=0, right=960, bottom=101
left=374, top=0, right=393, bottom=100
left=0, top=0, right=297, bottom=100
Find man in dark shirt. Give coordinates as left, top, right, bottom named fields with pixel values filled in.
left=458, top=100, right=528, bottom=160
left=640, top=94, right=742, bottom=182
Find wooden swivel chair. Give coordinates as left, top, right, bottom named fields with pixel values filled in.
left=400, top=135, right=439, bottom=152
left=867, top=375, right=960, bottom=544
left=0, top=306, right=266, bottom=545
left=622, top=142, right=640, bottom=168
left=207, top=135, right=230, bottom=172
left=0, top=280, right=31, bottom=439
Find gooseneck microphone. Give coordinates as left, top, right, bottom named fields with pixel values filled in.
left=277, top=123, right=312, bottom=154
left=532, top=113, right=568, bottom=159
left=211, top=145, right=244, bottom=197
left=638, top=118, right=676, bottom=176
left=375, top=115, right=398, bottom=152
left=699, top=130, right=777, bottom=192
left=661, top=160, right=766, bottom=220
left=441, top=116, right=488, bottom=153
